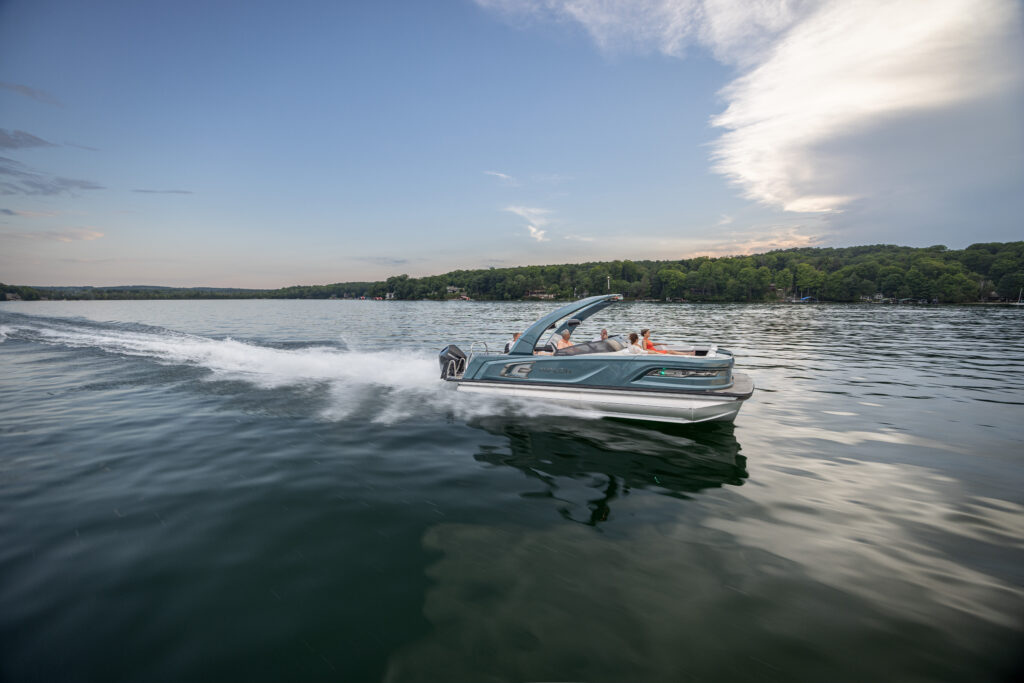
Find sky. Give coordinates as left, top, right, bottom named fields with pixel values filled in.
left=1, top=0, right=1022, bottom=288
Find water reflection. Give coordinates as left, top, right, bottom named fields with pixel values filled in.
left=468, top=416, right=746, bottom=525
left=388, top=509, right=1022, bottom=683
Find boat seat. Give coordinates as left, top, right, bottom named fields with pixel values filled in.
left=554, top=337, right=627, bottom=356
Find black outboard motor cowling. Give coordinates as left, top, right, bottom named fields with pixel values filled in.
left=438, top=344, right=467, bottom=379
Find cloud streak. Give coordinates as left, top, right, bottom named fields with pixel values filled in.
left=352, top=256, right=414, bottom=266
left=65, top=142, right=100, bottom=152
left=0, top=156, right=104, bottom=196
left=0, top=81, right=62, bottom=106
left=0, top=228, right=104, bottom=242
left=0, top=129, right=57, bottom=150
left=476, top=0, right=1024, bottom=214
left=0, top=208, right=58, bottom=218
left=484, top=170, right=518, bottom=186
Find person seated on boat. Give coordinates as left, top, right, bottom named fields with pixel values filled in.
left=641, top=328, right=695, bottom=356
left=504, top=331, right=521, bottom=353
left=622, top=332, right=646, bottom=354
left=592, top=328, right=609, bottom=342
left=555, top=330, right=573, bottom=350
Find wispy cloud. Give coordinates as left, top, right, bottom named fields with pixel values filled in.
left=0, top=81, right=62, bottom=107
left=583, top=223, right=825, bottom=261
left=477, top=0, right=1024, bottom=215
left=504, top=205, right=550, bottom=224
left=132, top=188, right=194, bottom=195
left=504, top=205, right=552, bottom=242
left=0, top=156, right=101, bottom=195
left=0, top=156, right=104, bottom=196
left=689, top=225, right=823, bottom=257
left=65, top=142, right=99, bottom=152
left=484, top=170, right=519, bottom=186
left=353, top=256, right=414, bottom=266
left=0, top=129, right=57, bottom=150
left=0, top=128, right=97, bottom=154
left=0, top=228, right=104, bottom=242
left=475, top=0, right=799, bottom=63
left=1, top=208, right=57, bottom=218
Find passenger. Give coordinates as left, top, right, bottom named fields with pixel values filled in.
left=624, top=332, right=645, bottom=354
left=555, top=329, right=573, bottom=350
left=641, top=328, right=695, bottom=356
left=504, top=331, right=521, bottom=353
left=592, top=328, right=609, bottom=342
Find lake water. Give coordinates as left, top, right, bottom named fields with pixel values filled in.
left=1, top=300, right=1022, bottom=682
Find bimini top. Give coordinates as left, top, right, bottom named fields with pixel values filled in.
left=508, top=293, right=622, bottom=356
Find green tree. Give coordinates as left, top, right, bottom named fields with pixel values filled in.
left=795, top=263, right=823, bottom=297
left=658, top=269, right=687, bottom=299
left=996, top=272, right=1024, bottom=300
left=902, top=267, right=930, bottom=299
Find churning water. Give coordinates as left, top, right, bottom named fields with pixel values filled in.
left=1, top=299, right=1022, bottom=681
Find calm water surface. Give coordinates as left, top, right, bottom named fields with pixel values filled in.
left=1, top=300, right=1022, bottom=682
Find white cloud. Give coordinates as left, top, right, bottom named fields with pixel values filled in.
left=0, top=227, right=104, bottom=242
left=476, top=0, right=1024, bottom=215
left=504, top=205, right=549, bottom=224
left=474, top=0, right=803, bottom=63
left=689, top=224, right=822, bottom=256
left=710, top=0, right=1023, bottom=212
left=504, top=205, right=552, bottom=242
left=484, top=170, right=518, bottom=185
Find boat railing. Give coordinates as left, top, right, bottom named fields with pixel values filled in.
left=469, top=341, right=491, bottom=357
left=467, top=341, right=509, bottom=362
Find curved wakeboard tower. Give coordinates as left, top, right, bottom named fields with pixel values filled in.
left=509, top=293, right=623, bottom=355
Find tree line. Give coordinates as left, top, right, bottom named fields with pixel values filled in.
left=4, top=242, right=1023, bottom=303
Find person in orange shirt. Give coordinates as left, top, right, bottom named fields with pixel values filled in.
left=641, top=328, right=694, bottom=356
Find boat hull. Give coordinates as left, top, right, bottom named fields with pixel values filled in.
left=451, top=373, right=753, bottom=424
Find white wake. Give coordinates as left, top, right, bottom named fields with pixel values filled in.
left=2, top=317, right=590, bottom=424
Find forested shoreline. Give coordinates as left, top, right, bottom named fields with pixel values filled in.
left=4, top=242, right=1023, bottom=303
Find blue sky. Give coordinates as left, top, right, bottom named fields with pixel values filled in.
left=1, top=0, right=1022, bottom=287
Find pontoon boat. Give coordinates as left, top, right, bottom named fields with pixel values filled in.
left=439, top=294, right=754, bottom=424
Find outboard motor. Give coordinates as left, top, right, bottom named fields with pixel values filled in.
left=438, top=344, right=467, bottom=380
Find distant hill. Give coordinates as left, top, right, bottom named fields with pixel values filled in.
left=4, top=242, right=1022, bottom=303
